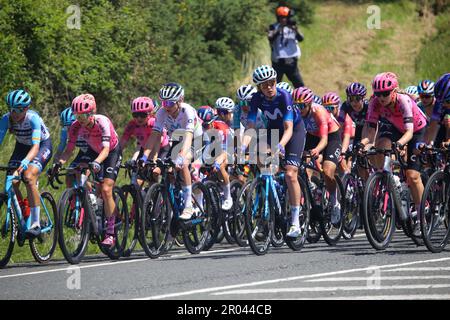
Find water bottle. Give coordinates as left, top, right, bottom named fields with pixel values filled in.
left=89, top=193, right=98, bottom=212
left=393, top=175, right=402, bottom=192
left=400, top=182, right=410, bottom=221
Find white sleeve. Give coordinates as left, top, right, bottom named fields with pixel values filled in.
left=153, top=108, right=168, bottom=133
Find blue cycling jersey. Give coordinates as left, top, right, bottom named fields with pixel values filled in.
left=0, top=110, right=50, bottom=146
left=431, top=101, right=449, bottom=123
left=248, top=88, right=300, bottom=131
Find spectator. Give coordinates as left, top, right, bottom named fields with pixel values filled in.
left=268, top=6, right=305, bottom=88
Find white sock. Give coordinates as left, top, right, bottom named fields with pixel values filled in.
left=183, top=185, right=193, bottom=208
left=31, top=207, right=40, bottom=228
left=291, top=206, right=301, bottom=228
left=223, top=183, right=231, bottom=200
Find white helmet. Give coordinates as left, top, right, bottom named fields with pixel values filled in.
left=159, top=82, right=184, bottom=101
left=253, top=65, right=277, bottom=85
left=236, top=85, right=257, bottom=101
left=215, top=97, right=235, bottom=113
left=276, top=82, right=293, bottom=95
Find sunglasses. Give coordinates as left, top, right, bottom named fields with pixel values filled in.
left=324, top=105, right=337, bottom=112
left=348, top=96, right=363, bottom=102
left=374, top=91, right=392, bottom=98
left=132, top=112, right=148, bottom=118
left=293, top=103, right=308, bottom=110
left=75, top=113, right=92, bottom=121
left=161, top=100, right=177, bottom=108
left=419, top=94, right=433, bottom=99
left=9, top=107, right=26, bottom=114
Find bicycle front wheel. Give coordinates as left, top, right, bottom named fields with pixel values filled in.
left=0, top=193, right=16, bottom=268
left=342, top=174, right=360, bottom=240
left=29, top=192, right=58, bottom=264
left=320, top=175, right=344, bottom=246
left=121, top=184, right=141, bottom=257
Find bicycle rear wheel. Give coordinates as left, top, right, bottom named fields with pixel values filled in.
left=244, top=178, right=273, bottom=255
left=362, top=172, right=396, bottom=250
left=320, top=175, right=344, bottom=246
left=183, top=182, right=213, bottom=254
left=0, top=193, right=15, bottom=268
left=233, top=180, right=251, bottom=247
left=342, top=174, right=360, bottom=240
left=29, top=192, right=58, bottom=263
left=121, top=184, right=141, bottom=257
left=57, top=188, right=90, bottom=264
left=202, top=181, right=222, bottom=251
left=420, top=171, right=450, bottom=253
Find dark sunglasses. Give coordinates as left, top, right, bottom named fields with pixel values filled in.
left=132, top=112, right=148, bottom=118
left=419, top=94, right=433, bottom=99
left=348, top=96, right=363, bottom=102
left=325, top=105, right=337, bottom=112
left=9, top=107, right=26, bottom=114
left=161, top=100, right=177, bottom=108
left=293, top=103, right=308, bottom=110
left=374, top=91, right=392, bottom=98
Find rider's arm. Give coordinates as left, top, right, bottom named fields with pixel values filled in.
left=397, top=98, right=415, bottom=146
left=313, top=109, right=329, bottom=153
left=425, top=120, right=440, bottom=145
left=54, top=126, right=68, bottom=162
left=142, top=130, right=162, bottom=161
left=280, top=120, right=293, bottom=147
left=179, top=131, right=193, bottom=159
left=59, top=124, right=78, bottom=163
left=94, top=146, right=110, bottom=164
left=361, top=99, right=379, bottom=147
left=119, top=121, right=133, bottom=150
left=0, top=115, right=9, bottom=145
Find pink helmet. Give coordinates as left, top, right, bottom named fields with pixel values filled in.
left=293, top=87, right=314, bottom=104
left=372, top=72, right=399, bottom=92
left=131, top=97, right=154, bottom=113
left=322, top=92, right=341, bottom=106
left=71, top=94, right=96, bottom=114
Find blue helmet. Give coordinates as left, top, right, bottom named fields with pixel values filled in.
left=417, top=80, right=435, bottom=96
left=6, top=89, right=31, bottom=109
left=434, top=73, right=450, bottom=103
left=197, top=106, right=216, bottom=125
left=60, top=107, right=76, bottom=126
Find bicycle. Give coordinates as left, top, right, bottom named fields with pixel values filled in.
left=0, top=166, right=58, bottom=268
left=419, top=145, right=450, bottom=253
left=140, top=158, right=214, bottom=257
left=361, top=144, right=419, bottom=250
left=244, top=153, right=311, bottom=255
left=50, top=164, right=129, bottom=264
left=299, top=153, right=345, bottom=246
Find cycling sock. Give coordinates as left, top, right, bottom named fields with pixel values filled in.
left=183, top=185, right=193, bottom=208
left=106, top=215, right=115, bottom=235
left=30, top=207, right=40, bottom=227
left=223, top=183, right=231, bottom=200
left=291, top=206, right=301, bottom=228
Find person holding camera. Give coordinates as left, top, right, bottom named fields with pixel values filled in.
left=268, top=6, right=305, bottom=88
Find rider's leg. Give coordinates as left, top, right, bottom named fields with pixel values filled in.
left=23, top=165, right=41, bottom=229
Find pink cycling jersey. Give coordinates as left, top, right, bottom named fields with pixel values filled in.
left=367, top=93, right=427, bottom=133
left=303, top=103, right=340, bottom=137
left=67, top=114, right=119, bottom=154
left=342, top=114, right=355, bottom=138
left=121, top=117, right=169, bottom=149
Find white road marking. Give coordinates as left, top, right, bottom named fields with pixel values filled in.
left=212, top=284, right=450, bottom=295
left=135, top=257, right=450, bottom=300
left=307, top=275, right=450, bottom=282
left=0, top=247, right=242, bottom=280
left=270, top=294, right=450, bottom=300
left=384, top=267, right=450, bottom=272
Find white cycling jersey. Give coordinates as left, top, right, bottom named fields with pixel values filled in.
left=0, top=110, right=50, bottom=146
left=153, top=103, right=203, bottom=139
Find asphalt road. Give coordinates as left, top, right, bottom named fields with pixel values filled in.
left=1, top=231, right=449, bottom=300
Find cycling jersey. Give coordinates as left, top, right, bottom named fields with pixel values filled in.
left=248, top=88, right=301, bottom=130
left=121, top=116, right=169, bottom=149
left=338, top=100, right=369, bottom=141
left=58, top=126, right=89, bottom=153
left=417, top=98, right=436, bottom=121
left=302, top=103, right=340, bottom=137
left=341, top=114, right=355, bottom=139
left=431, top=101, right=449, bottom=123
left=367, top=93, right=427, bottom=133
left=153, top=103, right=203, bottom=139
left=233, top=106, right=267, bottom=130
left=67, top=114, right=119, bottom=154
left=204, top=119, right=232, bottom=152
left=0, top=110, right=50, bottom=146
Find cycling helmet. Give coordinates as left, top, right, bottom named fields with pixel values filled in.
left=131, top=97, right=154, bottom=113
left=215, top=97, right=235, bottom=113
left=346, top=82, right=367, bottom=97
left=159, top=82, right=184, bottom=102
left=292, top=87, right=314, bottom=104
left=71, top=94, right=96, bottom=114
left=60, top=107, right=76, bottom=126
left=253, top=65, right=277, bottom=85
left=276, top=6, right=290, bottom=17
left=404, top=85, right=419, bottom=96
left=6, top=89, right=31, bottom=109
left=417, top=80, right=435, bottom=96
left=313, top=95, right=322, bottom=105
left=276, top=82, right=293, bottom=95
left=434, top=73, right=450, bottom=102
left=236, top=85, right=257, bottom=101
left=322, top=92, right=341, bottom=106
left=197, top=106, right=216, bottom=125
left=372, top=72, right=399, bottom=92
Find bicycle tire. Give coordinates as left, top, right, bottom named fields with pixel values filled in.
left=57, top=188, right=90, bottom=264
left=121, top=184, right=141, bottom=257
left=420, top=170, right=450, bottom=253
left=0, top=193, right=16, bottom=268
left=203, top=181, right=222, bottom=251
left=342, top=174, right=360, bottom=240
left=362, top=172, right=396, bottom=250
left=29, top=192, right=58, bottom=264
left=307, top=176, right=322, bottom=244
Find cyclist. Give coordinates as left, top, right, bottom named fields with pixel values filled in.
left=52, top=107, right=90, bottom=186
left=403, top=85, right=420, bottom=102
left=140, top=83, right=203, bottom=220
left=426, top=73, right=450, bottom=147
left=0, top=89, right=53, bottom=237
left=293, top=87, right=342, bottom=225
left=360, top=72, right=428, bottom=235
left=242, top=65, right=307, bottom=238
left=120, top=97, right=169, bottom=164
left=58, top=93, right=122, bottom=248
left=234, top=85, right=267, bottom=132
left=198, top=98, right=235, bottom=210
left=417, top=80, right=436, bottom=119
